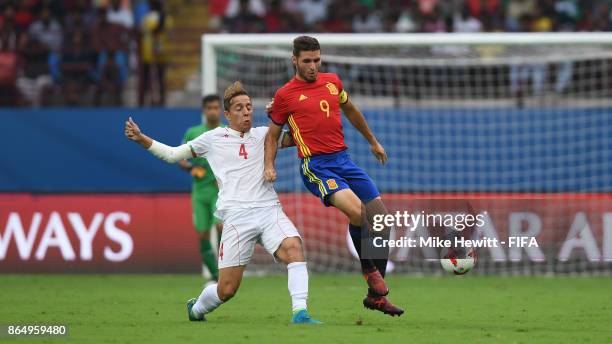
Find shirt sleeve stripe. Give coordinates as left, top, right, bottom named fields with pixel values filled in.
left=287, top=115, right=312, bottom=157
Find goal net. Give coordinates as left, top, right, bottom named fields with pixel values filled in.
left=202, top=33, right=612, bottom=275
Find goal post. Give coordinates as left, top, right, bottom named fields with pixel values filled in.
left=201, top=33, right=612, bottom=275
left=202, top=32, right=612, bottom=96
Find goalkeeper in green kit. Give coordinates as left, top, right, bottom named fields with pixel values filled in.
left=179, top=94, right=224, bottom=281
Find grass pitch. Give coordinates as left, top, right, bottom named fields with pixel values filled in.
left=1, top=274, right=611, bottom=343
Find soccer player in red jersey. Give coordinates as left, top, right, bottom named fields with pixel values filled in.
left=264, top=36, right=403, bottom=317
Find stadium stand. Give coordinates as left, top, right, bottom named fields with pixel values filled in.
left=0, top=0, right=610, bottom=107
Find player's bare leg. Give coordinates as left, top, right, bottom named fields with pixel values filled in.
left=330, top=190, right=404, bottom=317
left=188, top=266, right=245, bottom=321
left=274, top=236, right=305, bottom=263
left=217, top=266, right=245, bottom=301
left=275, top=237, right=322, bottom=324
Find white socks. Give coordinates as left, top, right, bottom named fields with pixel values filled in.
left=193, top=283, right=223, bottom=315
left=287, top=262, right=309, bottom=312
left=192, top=262, right=308, bottom=317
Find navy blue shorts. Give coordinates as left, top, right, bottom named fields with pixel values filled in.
left=300, top=150, right=380, bottom=207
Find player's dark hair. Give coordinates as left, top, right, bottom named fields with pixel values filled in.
left=293, top=36, right=320, bottom=57
left=223, top=81, right=249, bottom=110
left=202, top=94, right=221, bottom=107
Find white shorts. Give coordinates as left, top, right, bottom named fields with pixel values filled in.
left=217, top=204, right=301, bottom=269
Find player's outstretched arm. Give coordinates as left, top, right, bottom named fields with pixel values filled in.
left=124, top=116, right=194, bottom=163
left=340, top=99, right=388, bottom=164
left=264, top=122, right=283, bottom=182
left=125, top=116, right=153, bottom=148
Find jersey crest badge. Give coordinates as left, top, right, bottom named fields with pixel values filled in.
left=325, top=82, right=339, bottom=95
left=326, top=179, right=338, bottom=190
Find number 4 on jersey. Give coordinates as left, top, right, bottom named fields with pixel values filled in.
left=239, top=143, right=248, bottom=159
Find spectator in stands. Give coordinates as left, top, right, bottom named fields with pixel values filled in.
left=320, top=2, right=351, bottom=32
left=454, top=3, right=482, bottom=33
left=139, top=0, right=172, bottom=106
left=263, top=0, right=283, bottom=32
left=0, top=4, right=21, bottom=106
left=64, top=3, right=87, bottom=31
left=417, top=0, right=437, bottom=18
left=28, top=6, right=62, bottom=52
left=92, top=6, right=129, bottom=104
left=92, top=6, right=130, bottom=52
left=577, top=6, right=598, bottom=31
left=206, top=0, right=229, bottom=31
left=31, top=0, right=66, bottom=25
left=280, top=0, right=307, bottom=32
left=225, top=0, right=265, bottom=18
left=63, top=0, right=96, bottom=29
left=3, top=0, right=612, bottom=109
left=17, top=25, right=54, bottom=106
left=133, top=0, right=151, bottom=28
left=465, top=0, right=502, bottom=31
left=431, top=3, right=481, bottom=56
left=62, top=0, right=86, bottom=13
left=510, top=13, right=547, bottom=98
left=13, top=1, right=35, bottom=31
left=107, top=0, right=134, bottom=29
left=213, top=0, right=610, bottom=37
left=506, top=0, right=536, bottom=31
left=282, top=0, right=301, bottom=14
left=599, top=3, right=612, bottom=30
left=352, top=4, right=382, bottom=33
left=531, top=3, right=554, bottom=32
left=554, top=0, right=579, bottom=31
left=380, top=12, right=399, bottom=32
left=26, top=4, right=62, bottom=97
left=590, top=3, right=612, bottom=31
left=97, top=50, right=123, bottom=105
left=394, top=4, right=417, bottom=32
left=419, top=2, right=445, bottom=32
left=223, top=0, right=264, bottom=33
left=298, top=0, right=330, bottom=29
left=60, top=28, right=97, bottom=105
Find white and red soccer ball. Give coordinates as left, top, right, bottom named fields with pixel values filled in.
left=440, top=247, right=477, bottom=275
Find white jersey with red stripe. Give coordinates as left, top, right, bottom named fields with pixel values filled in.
left=188, top=126, right=279, bottom=218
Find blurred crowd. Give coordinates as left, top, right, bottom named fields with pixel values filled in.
left=2, top=0, right=611, bottom=108
left=211, top=0, right=612, bottom=33
left=0, top=0, right=171, bottom=106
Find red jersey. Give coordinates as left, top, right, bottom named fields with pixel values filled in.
left=269, top=73, right=349, bottom=158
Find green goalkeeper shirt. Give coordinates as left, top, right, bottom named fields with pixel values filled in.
left=182, top=124, right=219, bottom=194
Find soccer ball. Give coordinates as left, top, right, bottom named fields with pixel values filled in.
left=440, top=247, right=477, bottom=275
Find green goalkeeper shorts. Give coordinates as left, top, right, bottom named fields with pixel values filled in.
left=192, top=191, right=221, bottom=232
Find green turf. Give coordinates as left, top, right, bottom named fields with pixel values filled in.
left=1, top=274, right=611, bottom=343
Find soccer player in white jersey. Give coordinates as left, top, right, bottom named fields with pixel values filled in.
left=124, top=81, right=321, bottom=324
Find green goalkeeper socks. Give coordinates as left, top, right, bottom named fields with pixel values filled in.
left=200, top=239, right=219, bottom=281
